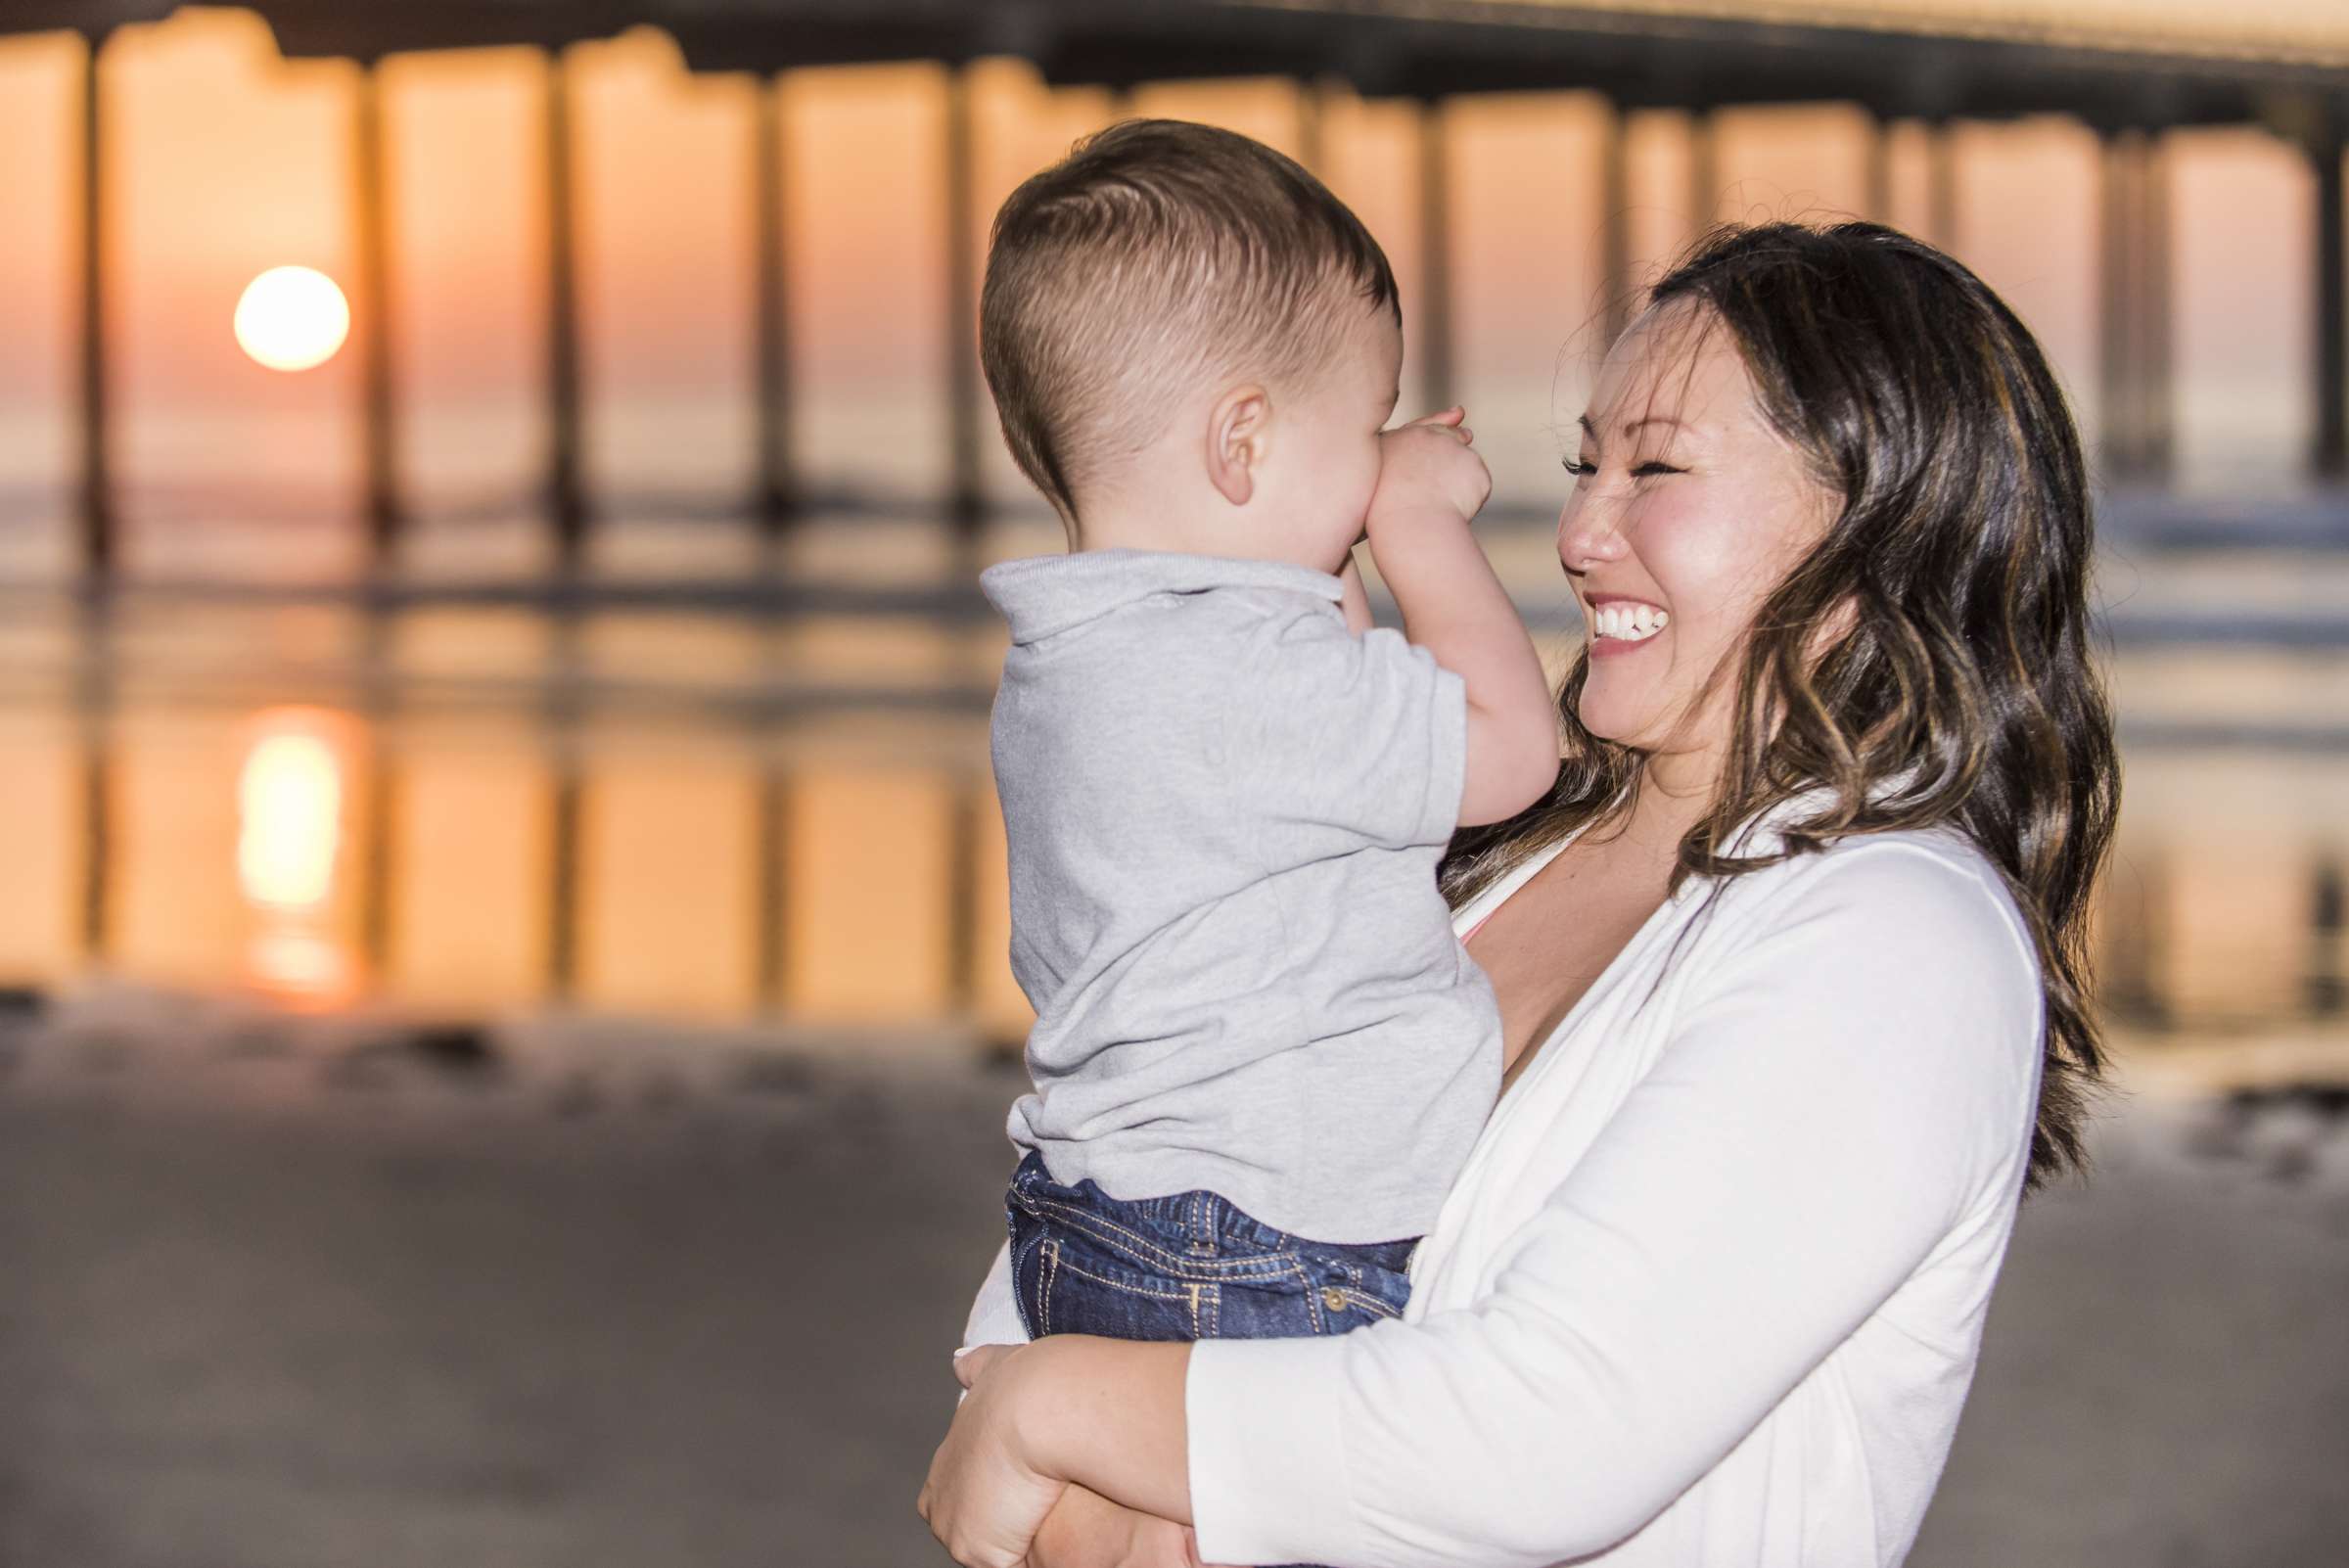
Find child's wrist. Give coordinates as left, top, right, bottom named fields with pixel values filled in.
left=1365, top=492, right=1469, bottom=536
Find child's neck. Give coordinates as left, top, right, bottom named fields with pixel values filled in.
left=1068, top=498, right=1335, bottom=575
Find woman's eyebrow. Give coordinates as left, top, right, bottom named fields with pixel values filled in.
left=1577, top=413, right=1692, bottom=439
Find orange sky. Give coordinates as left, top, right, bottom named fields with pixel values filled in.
left=0, top=7, right=2326, bottom=516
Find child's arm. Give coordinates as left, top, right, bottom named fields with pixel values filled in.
left=1364, top=415, right=1557, bottom=827
left=1336, top=549, right=1374, bottom=634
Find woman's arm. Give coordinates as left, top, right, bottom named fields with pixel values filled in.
left=926, top=847, right=2039, bottom=1568
left=1027, top=1484, right=1201, bottom=1568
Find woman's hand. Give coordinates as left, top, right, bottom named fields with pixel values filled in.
left=1030, top=1484, right=1204, bottom=1568
left=925, top=1336, right=1199, bottom=1566
left=919, top=1344, right=1071, bottom=1568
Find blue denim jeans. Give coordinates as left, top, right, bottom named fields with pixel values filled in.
left=1005, top=1150, right=1414, bottom=1343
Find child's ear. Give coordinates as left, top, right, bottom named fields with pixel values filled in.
left=1206, top=385, right=1270, bottom=507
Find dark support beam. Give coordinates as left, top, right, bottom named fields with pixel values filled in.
left=944, top=63, right=985, bottom=540
left=2097, top=127, right=2172, bottom=484
left=354, top=605, right=397, bottom=986
left=547, top=766, right=581, bottom=999
left=755, top=74, right=796, bottom=532
left=1865, top=113, right=1893, bottom=225
left=755, top=769, right=788, bottom=1010
left=1416, top=96, right=1453, bottom=413
left=2097, top=128, right=2141, bottom=480
left=1295, top=76, right=1324, bottom=173
left=2316, top=120, right=2347, bottom=484
left=1925, top=118, right=1959, bottom=253
left=352, top=65, right=401, bottom=571
left=946, top=775, right=982, bottom=1020
left=544, top=49, right=587, bottom=571
left=77, top=34, right=112, bottom=581
left=1600, top=103, right=1633, bottom=347
left=359, top=755, right=395, bottom=981
left=2311, top=853, right=2344, bottom=1017
left=2141, top=131, right=2174, bottom=482
left=1687, top=108, right=1717, bottom=243
left=2100, top=844, right=2168, bottom=1027
left=545, top=610, right=584, bottom=997
left=77, top=725, right=110, bottom=962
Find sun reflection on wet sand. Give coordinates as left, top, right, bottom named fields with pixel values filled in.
left=235, top=708, right=363, bottom=1009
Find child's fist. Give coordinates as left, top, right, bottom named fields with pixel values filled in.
left=1370, top=407, right=1492, bottom=531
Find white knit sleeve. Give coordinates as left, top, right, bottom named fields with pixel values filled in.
left=1186, top=847, right=2042, bottom=1568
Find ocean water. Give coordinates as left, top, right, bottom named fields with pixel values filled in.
left=0, top=504, right=2338, bottom=1067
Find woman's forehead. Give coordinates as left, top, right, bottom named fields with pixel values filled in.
left=1583, top=302, right=1757, bottom=439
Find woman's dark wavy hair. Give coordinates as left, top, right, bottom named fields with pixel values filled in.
left=1443, top=220, right=2120, bottom=1190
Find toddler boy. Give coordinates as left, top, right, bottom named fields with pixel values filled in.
left=970, top=118, right=1557, bottom=1347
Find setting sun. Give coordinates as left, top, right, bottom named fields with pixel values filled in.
left=232, top=264, right=350, bottom=371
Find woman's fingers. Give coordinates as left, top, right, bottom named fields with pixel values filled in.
left=1023, top=1484, right=1158, bottom=1568
left=955, top=1343, right=1015, bottom=1390
left=920, top=1346, right=1068, bottom=1568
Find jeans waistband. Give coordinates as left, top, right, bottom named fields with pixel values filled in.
left=1010, top=1149, right=1416, bottom=1268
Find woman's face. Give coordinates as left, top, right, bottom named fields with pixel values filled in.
left=1557, top=300, right=1835, bottom=775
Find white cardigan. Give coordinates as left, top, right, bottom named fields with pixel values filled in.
left=962, top=817, right=2043, bottom=1568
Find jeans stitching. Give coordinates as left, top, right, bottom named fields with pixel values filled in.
left=1040, top=1239, right=1058, bottom=1337
left=1009, top=1190, right=1184, bottom=1267
left=1015, top=1194, right=1300, bottom=1281
left=1010, top=1227, right=1045, bottom=1340
left=1052, top=1250, right=1194, bottom=1303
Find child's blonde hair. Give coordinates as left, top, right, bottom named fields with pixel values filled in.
left=980, top=118, right=1401, bottom=523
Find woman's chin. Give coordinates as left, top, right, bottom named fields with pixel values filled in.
left=1573, top=699, right=1651, bottom=751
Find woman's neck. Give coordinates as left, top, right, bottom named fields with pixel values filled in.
left=1620, top=753, right=1719, bottom=867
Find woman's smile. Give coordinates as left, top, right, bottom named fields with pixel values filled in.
left=1586, top=592, right=1671, bottom=657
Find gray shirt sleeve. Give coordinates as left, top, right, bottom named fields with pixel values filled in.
left=1224, top=616, right=1470, bottom=858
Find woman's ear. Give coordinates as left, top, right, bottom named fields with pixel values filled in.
left=1206, top=385, right=1271, bottom=508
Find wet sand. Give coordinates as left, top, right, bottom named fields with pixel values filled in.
left=0, top=999, right=2342, bottom=1568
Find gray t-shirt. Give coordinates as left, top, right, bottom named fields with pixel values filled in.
left=979, top=548, right=1502, bottom=1244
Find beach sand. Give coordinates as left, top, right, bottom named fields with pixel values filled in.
left=0, top=991, right=2342, bottom=1568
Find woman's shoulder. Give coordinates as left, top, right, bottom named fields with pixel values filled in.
left=1675, top=827, right=2046, bottom=1190
left=1699, top=824, right=2040, bottom=1001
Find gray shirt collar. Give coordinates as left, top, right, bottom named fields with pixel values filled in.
left=980, top=548, right=1344, bottom=644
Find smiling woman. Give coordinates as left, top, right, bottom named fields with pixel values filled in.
left=232, top=264, right=350, bottom=372
left=926, top=220, right=2124, bottom=1568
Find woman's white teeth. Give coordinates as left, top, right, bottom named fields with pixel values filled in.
left=1592, top=604, right=1669, bottom=641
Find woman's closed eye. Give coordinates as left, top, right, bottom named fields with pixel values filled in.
left=1561, top=456, right=1684, bottom=479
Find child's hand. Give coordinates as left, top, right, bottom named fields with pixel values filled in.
left=1370, top=406, right=1492, bottom=534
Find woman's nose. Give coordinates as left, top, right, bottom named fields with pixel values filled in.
left=1557, top=501, right=1630, bottom=574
